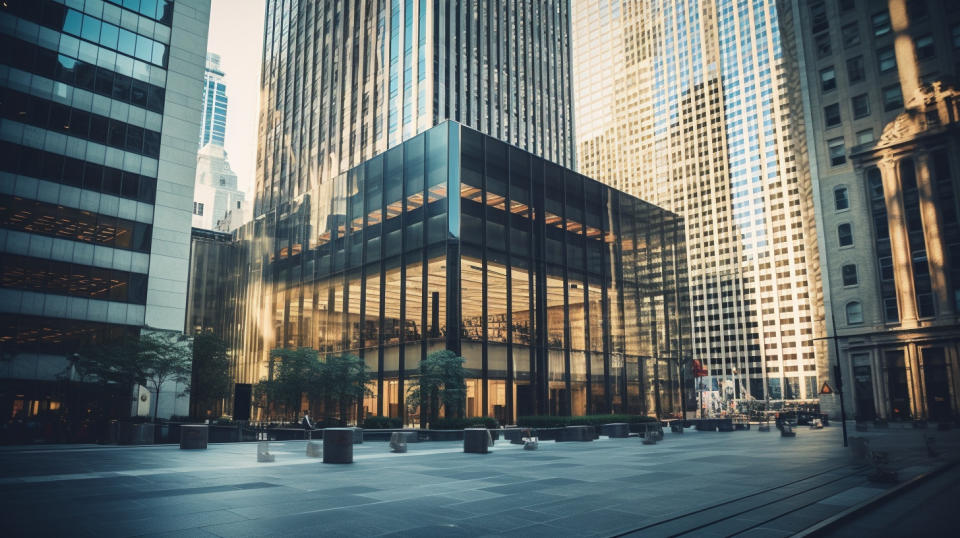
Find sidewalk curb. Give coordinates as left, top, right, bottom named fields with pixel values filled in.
left=791, top=458, right=960, bottom=537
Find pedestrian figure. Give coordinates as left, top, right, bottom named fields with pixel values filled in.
left=302, top=412, right=314, bottom=439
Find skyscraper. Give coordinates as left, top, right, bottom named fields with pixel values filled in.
left=199, top=52, right=226, bottom=148
left=228, top=0, right=690, bottom=423
left=783, top=0, right=960, bottom=421
left=0, top=0, right=211, bottom=434
left=254, top=0, right=576, bottom=217
left=572, top=0, right=826, bottom=407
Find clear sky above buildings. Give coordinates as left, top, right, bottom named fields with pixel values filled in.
left=206, top=0, right=265, bottom=196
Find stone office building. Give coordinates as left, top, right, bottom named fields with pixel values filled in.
left=230, top=122, right=691, bottom=424
left=785, top=0, right=960, bottom=421
left=0, top=0, right=211, bottom=439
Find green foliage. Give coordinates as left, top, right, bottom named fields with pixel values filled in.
left=318, top=353, right=371, bottom=421
left=190, top=331, right=232, bottom=418
left=253, top=348, right=321, bottom=421
left=362, top=415, right=403, bottom=429
left=72, top=330, right=192, bottom=422
left=406, top=350, right=467, bottom=425
left=517, top=414, right=658, bottom=428
left=429, top=416, right=500, bottom=429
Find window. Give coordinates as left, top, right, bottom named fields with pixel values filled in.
left=872, top=11, right=891, bottom=37
left=838, top=223, right=853, bottom=246
left=852, top=94, right=870, bottom=118
left=842, top=264, right=859, bottom=286
left=816, top=33, right=832, bottom=58
left=193, top=202, right=204, bottom=216
left=847, top=56, right=865, bottom=83
left=842, top=23, right=860, bottom=48
left=846, top=302, right=864, bottom=324
left=825, top=103, right=841, bottom=127
left=219, top=176, right=226, bottom=186
left=878, top=47, right=896, bottom=73
left=857, top=129, right=875, bottom=145
left=883, top=85, right=903, bottom=110
left=884, top=297, right=900, bottom=322
left=820, top=67, right=836, bottom=92
left=810, top=2, right=829, bottom=33
left=908, top=0, right=928, bottom=20
left=879, top=256, right=894, bottom=281
left=918, top=293, right=935, bottom=317
left=829, top=138, right=847, bottom=166
left=916, top=35, right=935, bottom=59
left=835, top=186, right=850, bottom=210
left=237, top=201, right=242, bottom=209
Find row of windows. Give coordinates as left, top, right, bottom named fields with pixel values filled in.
left=824, top=86, right=901, bottom=129
left=0, top=195, right=153, bottom=253
left=0, top=313, right=139, bottom=352
left=105, top=0, right=173, bottom=26
left=0, top=88, right=162, bottom=159
left=0, top=34, right=167, bottom=114
left=5, top=0, right=170, bottom=68
left=0, top=141, right=158, bottom=205
left=0, top=253, right=148, bottom=304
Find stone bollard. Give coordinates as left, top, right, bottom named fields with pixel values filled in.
left=464, top=428, right=492, bottom=454
left=781, top=423, right=796, bottom=438
left=306, top=440, right=323, bottom=458
left=810, top=418, right=823, bottom=429
left=850, top=436, right=870, bottom=460
left=389, top=431, right=409, bottom=453
left=179, top=425, right=208, bottom=449
left=642, top=434, right=657, bottom=445
left=257, top=441, right=275, bottom=462
left=323, top=428, right=354, bottom=463
left=671, top=422, right=684, bottom=434
left=559, top=425, right=594, bottom=442
left=523, top=439, right=539, bottom=450
left=504, top=428, right=524, bottom=444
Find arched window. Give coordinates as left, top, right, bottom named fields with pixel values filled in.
left=846, top=301, right=864, bottom=324
left=834, top=186, right=849, bottom=210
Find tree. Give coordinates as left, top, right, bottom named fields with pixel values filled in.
left=254, top=348, right=321, bottom=422
left=406, top=350, right=467, bottom=427
left=318, top=353, right=371, bottom=423
left=138, top=332, right=192, bottom=422
left=190, top=331, right=232, bottom=418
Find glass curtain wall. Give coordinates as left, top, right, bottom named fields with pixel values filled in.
left=231, top=122, right=688, bottom=423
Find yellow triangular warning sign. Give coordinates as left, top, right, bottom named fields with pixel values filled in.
left=820, top=382, right=833, bottom=394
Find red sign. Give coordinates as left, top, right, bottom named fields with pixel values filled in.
left=692, top=360, right=709, bottom=377
left=820, top=382, right=833, bottom=394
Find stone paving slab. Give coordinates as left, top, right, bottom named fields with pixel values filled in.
left=1, top=425, right=958, bottom=537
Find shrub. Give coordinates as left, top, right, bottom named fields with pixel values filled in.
left=430, top=416, right=500, bottom=429
left=517, top=414, right=657, bottom=428
left=361, top=415, right=403, bottom=429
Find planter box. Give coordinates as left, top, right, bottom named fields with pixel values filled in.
left=717, top=419, right=734, bottom=432
left=117, top=422, right=154, bottom=445
left=208, top=425, right=241, bottom=443
left=694, top=419, right=717, bottom=432
left=601, top=423, right=630, bottom=438
left=557, top=425, right=595, bottom=442
left=362, top=429, right=421, bottom=442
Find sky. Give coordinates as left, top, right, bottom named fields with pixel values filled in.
left=206, top=0, right=266, bottom=196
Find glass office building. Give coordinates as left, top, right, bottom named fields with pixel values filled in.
left=231, top=122, right=690, bottom=423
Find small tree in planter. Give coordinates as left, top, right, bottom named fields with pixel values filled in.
left=138, top=331, right=192, bottom=423
left=254, top=348, right=322, bottom=423
left=406, top=350, right=467, bottom=428
left=318, top=353, right=371, bottom=423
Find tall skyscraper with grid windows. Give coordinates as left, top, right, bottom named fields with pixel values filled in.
left=253, top=0, right=576, bottom=217
left=198, top=52, right=226, bottom=148
left=572, top=0, right=827, bottom=408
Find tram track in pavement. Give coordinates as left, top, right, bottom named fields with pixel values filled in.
left=612, top=463, right=872, bottom=537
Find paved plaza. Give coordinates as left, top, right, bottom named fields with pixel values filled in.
left=1, top=425, right=957, bottom=537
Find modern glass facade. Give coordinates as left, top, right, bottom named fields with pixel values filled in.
left=0, top=0, right=210, bottom=435
left=231, top=122, right=690, bottom=423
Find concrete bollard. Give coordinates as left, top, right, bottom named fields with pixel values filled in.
left=781, top=423, right=796, bottom=437
left=464, top=428, right=492, bottom=454
left=179, top=425, right=208, bottom=449
left=257, top=441, right=275, bottom=462
left=389, top=431, right=410, bottom=453
left=523, top=439, right=539, bottom=450
left=306, top=440, right=323, bottom=458
left=323, top=428, right=354, bottom=463
left=601, top=423, right=630, bottom=438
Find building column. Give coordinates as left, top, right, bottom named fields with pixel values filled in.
left=877, top=349, right=891, bottom=420
left=947, top=342, right=960, bottom=416
left=870, top=349, right=885, bottom=420
left=889, top=0, right=921, bottom=107
left=905, top=343, right=924, bottom=419
left=914, top=152, right=954, bottom=316
left=878, top=157, right=918, bottom=325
